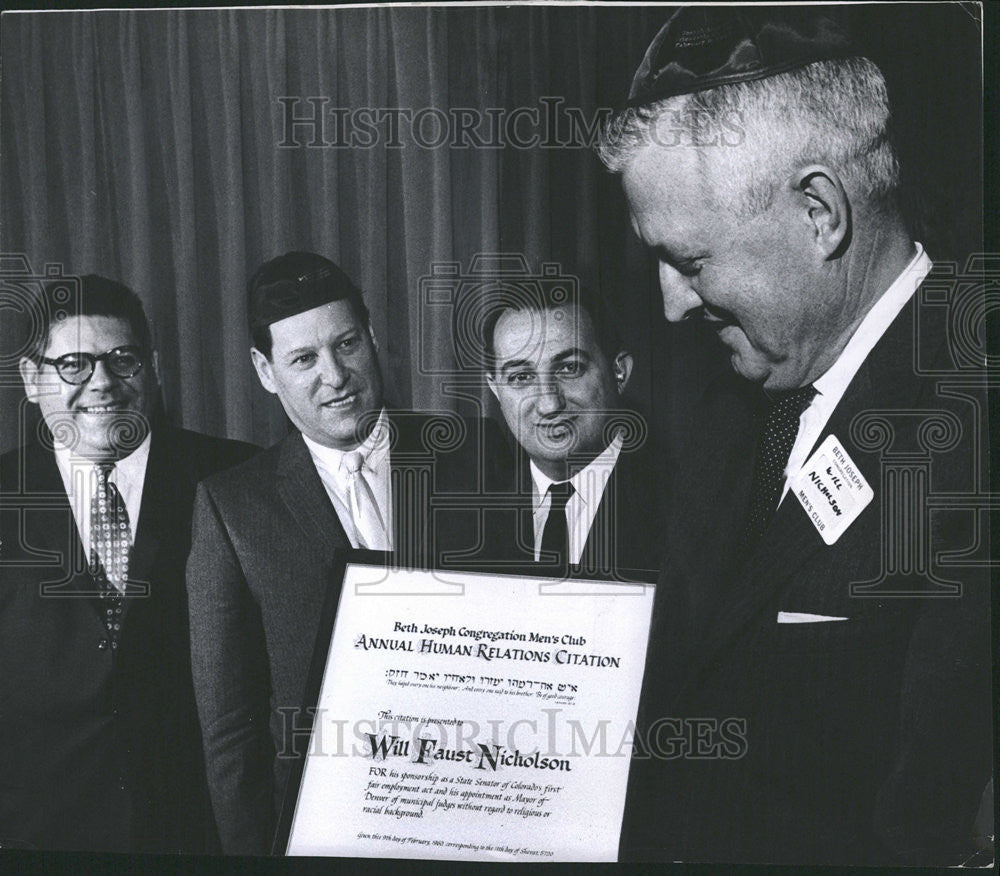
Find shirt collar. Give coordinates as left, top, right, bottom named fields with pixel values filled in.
left=530, top=431, right=625, bottom=510
left=302, top=407, right=390, bottom=476
left=813, top=242, right=930, bottom=401
left=53, top=429, right=152, bottom=491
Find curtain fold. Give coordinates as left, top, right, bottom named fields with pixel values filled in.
left=1, top=6, right=664, bottom=450
left=1, top=6, right=978, bottom=453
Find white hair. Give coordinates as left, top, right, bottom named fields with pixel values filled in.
left=597, top=57, right=900, bottom=216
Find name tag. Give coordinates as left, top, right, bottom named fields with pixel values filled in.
left=790, top=435, right=873, bottom=545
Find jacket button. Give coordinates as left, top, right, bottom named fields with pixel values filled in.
left=97, top=639, right=109, bottom=650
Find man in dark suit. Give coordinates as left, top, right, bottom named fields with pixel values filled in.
left=596, top=7, right=992, bottom=866
left=0, top=275, right=256, bottom=853
left=483, top=283, right=663, bottom=577
left=186, top=251, right=507, bottom=855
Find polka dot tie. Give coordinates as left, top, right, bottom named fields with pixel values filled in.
left=540, top=481, right=574, bottom=567
left=90, top=463, right=132, bottom=648
left=742, top=385, right=817, bottom=552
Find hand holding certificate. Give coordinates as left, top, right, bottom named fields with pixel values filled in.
left=279, top=556, right=655, bottom=861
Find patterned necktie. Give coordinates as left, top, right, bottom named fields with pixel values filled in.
left=341, top=450, right=389, bottom=550
left=742, top=385, right=817, bottom=552
left=539, top=481, right=574, bottom=566
left=90, top=463, right=132, bottom=647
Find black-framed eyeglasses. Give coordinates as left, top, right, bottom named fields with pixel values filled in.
left=40, top=346, right=145, bottom=385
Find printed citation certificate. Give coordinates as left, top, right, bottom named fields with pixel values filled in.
left=278, top=555, right=655, bottom=861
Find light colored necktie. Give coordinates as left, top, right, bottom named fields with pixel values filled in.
left=341, top=450, right=389, bottom=550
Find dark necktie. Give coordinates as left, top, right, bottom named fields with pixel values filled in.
left=742, top=384, right=817, bottom=552
left=539, top=481, right=574, bottom=567
left=90, top=463, right=132, bottom=648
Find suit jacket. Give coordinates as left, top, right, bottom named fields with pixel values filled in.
left=620, top=284, right=993, bottom=865
left=0, top=425, right=257, bottom=853
left=504, top=439, right=666, bottom=578
left=186, top=412, right=510, bottom=855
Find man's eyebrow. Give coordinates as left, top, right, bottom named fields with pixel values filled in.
left=499, top=358, right=535, bottom=376
left=655, top=244, right=691, bottom=263
left=552, top=347, right=591, bottom=363
left=283, top=345, right=316, bottom=359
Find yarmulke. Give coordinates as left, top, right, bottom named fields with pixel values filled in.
left=248, top=251, right=364, bottom=332
left=628, top=6, right=856, bottom=107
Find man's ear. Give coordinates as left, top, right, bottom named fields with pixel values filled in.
left=368, top=325, right=380, bottom=354
left=18, top=357, right=41, bottom=404
left=250, top=347, right=278, bottom=395
left=150, top=349, right=162, bottom=387
left=485, top=371, right=499, bottom=402
left=613, top=351, right=634, bottom=394
left=794, top=164, right=850, bottom=259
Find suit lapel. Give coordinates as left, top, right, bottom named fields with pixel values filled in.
left=743, top=295, right=915, bottom=587
left=679, top=297, right=923, bottom=696
left=387, top=411, right=423, bottom=552
left=26, top=431, right=169, bottom=603
left=518, top=453, right=535, bottom=561
left=276, top=431, right=349, bottom=548
left=580, top=464, right=611, bottom=571
left=17, top=442, right=117, bottom=633
left=580, top=452, right=632, bottom=573
left=20, top=442, right=88, bottom=590
left=729, top=360, right=878, bottom=593
left=128, top=429, right=168, bottom=595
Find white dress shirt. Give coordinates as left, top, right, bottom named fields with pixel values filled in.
left=53, top=431, right=151, bottom=552
left=779, top=243, right=931, bottom=503
left=303, top=408, right=393, bottom=550
left=530, top=432, right=624, bottom=564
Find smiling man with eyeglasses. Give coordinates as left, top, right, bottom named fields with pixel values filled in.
left=40, top=345, right=145, bottom=383
left=19, top=283, right=159, bottom=462
left=1, top=274, right=257, bottom=854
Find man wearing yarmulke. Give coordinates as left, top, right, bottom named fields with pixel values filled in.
left=186, top=251, right=508, bottom=855
left=597, top=6, right=991, bottom=867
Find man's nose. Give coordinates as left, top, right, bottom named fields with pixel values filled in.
left=659, top=262, right=704, bottom=322
left=86, top=359, right=117, bottom=389
left=534, top=377, right=565, bottom=415
left=318, top=350, right=349, bottom=387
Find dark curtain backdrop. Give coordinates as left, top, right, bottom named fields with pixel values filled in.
left=0, top=5, right=983, bottom=454
left=1, top=6, right=667, bottom=451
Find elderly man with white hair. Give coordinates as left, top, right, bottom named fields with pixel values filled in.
left=598, top=6, right=991, bottom=867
